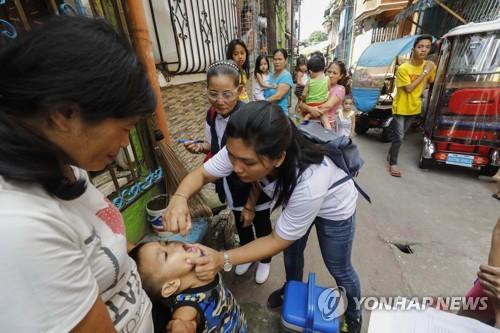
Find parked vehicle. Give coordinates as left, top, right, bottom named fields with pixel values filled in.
left=352, top=35, right=425, bottom=141
left=420, top=19, right=499, bottom=175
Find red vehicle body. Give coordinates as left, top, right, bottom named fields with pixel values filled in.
left=420, top=20, right=500, bottom=175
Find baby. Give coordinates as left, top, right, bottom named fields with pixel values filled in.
left=302, top=55, right=331, bottom=129
left=130, top=241, right=247, bottom=333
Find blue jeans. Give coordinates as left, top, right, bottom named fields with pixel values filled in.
left=283, top=214, right=361, bottom=321
left=388, top=115, right=417, bottom=165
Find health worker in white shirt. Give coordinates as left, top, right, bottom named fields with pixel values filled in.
left=163, top=101, right=363, bottom=332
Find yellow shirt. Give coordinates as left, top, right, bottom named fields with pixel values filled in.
left=392, top=61, right=436, bottom=116
left=239, top=72, right=249, bottom=103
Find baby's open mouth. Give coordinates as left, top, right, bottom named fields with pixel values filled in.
left=183, top=244, right=203, bottom=256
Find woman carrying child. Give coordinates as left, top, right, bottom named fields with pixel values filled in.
left=336, top=95, right=356, bottom=138
left=300, top=60, right=347, bottom=129
left=226, top=39, right=250, bottom=103
left=301, top=55, right=331, bottom=129
left=183, top=60, right=273, bottom=284
left=264, top=49, right=294, bottom=115
left=253, top=55, right=276, bottom=101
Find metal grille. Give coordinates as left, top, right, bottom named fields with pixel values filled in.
left=457, top=0, right=500, bottom=23
left=238, top=0, right=265, bottom=72
left=396, top=0, right=500, bottom=25
left=146, top=0, right=238, bottom=74
left=89, top=125, right=161, bottom=209
left=371, top=25, right=399, bottom=43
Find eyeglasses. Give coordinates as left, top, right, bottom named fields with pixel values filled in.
left=207, top=88, right=238, bottom=101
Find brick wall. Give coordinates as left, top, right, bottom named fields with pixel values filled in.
left=161, top=80, right=209, bottom=170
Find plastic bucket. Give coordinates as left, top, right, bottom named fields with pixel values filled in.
left=146, top=194, right=169, bottom=235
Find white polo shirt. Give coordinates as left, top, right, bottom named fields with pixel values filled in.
left=204, top=147, right=358, bottom=240
left=205, top=115, right=271, bottom=211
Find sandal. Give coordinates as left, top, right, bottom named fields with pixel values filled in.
left=388, top=166, right=402, bottom=177
left=492, top=193, right=500, bottom=201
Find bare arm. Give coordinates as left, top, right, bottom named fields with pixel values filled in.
left=478, top=218, right=500, bottom=327
left=319, top=93, right=341, bottom=112
left=188, top=231, right=293, bottom=281
left=298, top=101, right=321, bottom=118
left=301, top=83, right=309, bottom=102
left=403, top=61, right=436, bottom=93
left=267, top=83, right=290, bottom=103
left=350, top=113, right=356, bottom=137
left=295, top=71, right=304, bottom=87
left=241, top=182, right=261, bottom=227
left=184, top=141, right=210, bottom=155
left=256, top=73, right=276, bottom=89
left=167, top=307, right=198, bottom=333
left=71, top=298, right=117, bottom=333
left=163, top=166, right=218, bottom=235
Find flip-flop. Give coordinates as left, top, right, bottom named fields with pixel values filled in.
left=492, top=193, right=500, bottom=201
left=388, top=166, right=402, bottom=177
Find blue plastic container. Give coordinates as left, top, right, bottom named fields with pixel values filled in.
left=281, top=272, right=340, bottom=333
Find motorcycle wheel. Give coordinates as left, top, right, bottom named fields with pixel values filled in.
left=355, top=124, right=369, bottom=135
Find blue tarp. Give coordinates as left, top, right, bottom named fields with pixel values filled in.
left=352, top=87, right=383, bottom=113
left=357, top=35, right=421, bottom=67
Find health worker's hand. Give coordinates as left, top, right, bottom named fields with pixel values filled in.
left=184, top=141, right=204, bottom=155
left=163, top=195, right=192, bottom=236
left=186, top=243, right=224, bottom=281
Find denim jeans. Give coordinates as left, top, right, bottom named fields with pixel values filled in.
left=388, top=115, right=417, bottom=165
left=283, top=214, right=361, bottom=321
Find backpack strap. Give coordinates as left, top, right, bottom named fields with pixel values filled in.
left=329, top=174, right=371, bottom=203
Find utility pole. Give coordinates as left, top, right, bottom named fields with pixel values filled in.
left=266, top=0, right=277, bottom=53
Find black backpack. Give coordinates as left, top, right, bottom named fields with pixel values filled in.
left=297, top=121, right=371, bottom=203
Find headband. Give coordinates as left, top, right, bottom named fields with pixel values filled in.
left=208, top=60, right=240, bottom=73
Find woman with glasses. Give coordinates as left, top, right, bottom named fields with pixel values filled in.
left=264, top=49, right=294, bottom=115
left=182, top=60, right=274, bottom=284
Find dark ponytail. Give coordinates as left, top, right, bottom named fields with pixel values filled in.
left=0, top=16, right=155, bottom=200
left=226, top=101, right=326, bottom=208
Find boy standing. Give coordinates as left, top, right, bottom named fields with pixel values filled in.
left=130, top=241, right=247, bottom=333
left=388, top=35, right=436, bottom=177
